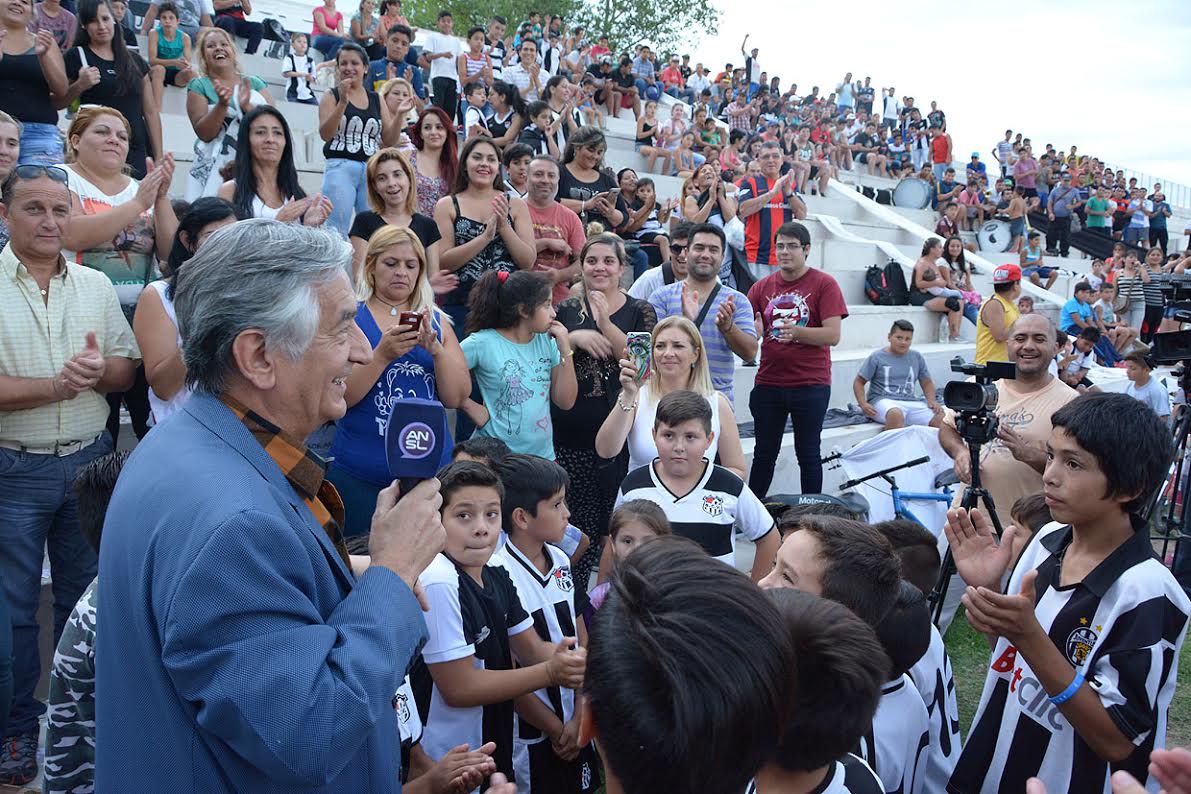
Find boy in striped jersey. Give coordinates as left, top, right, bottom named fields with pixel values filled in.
left=946, top=392, right=1189, bottom=793
left=491, top=455, right=597, bottom=794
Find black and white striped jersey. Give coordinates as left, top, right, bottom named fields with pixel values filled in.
left=416, top=553, right=534, bottom=784
left=616, top=461, right=775, bottom=565
left=858, top=675, right=930, bottom=794
left=493, top=541, right=588, bottom=742
left=907, top=623, right=961, bottom=792
left=746, top=753, right=885, bottom=794
left=948, top=521, right=1191, bottom=794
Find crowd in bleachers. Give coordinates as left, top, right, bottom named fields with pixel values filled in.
left=1, top=4, right=1190, bottom=794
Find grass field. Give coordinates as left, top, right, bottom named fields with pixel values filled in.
left=944, top=609, right=1191, bottom=749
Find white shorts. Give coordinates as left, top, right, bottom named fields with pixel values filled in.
left=873, top=398, right=936, bottom=426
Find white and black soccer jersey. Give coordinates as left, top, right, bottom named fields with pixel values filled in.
left=948, top=521, right=1191, bottom=794
left=858, top=675, right=930, bottom=794
left=908, top=624, right=961, bottom=793
left=746, top=753, right=885, bottom=794
left=615, top=461, right=775, bottom=565
left=416, top=553, right=534, bottom=785
left=395, top=674, right=422, bottom=782
left=495, top=541, right=597, bottom=794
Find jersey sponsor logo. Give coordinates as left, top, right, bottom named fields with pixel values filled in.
left=581, top=761, right=592, bottom=789
left=550, top=566, right=574, bottom=592
left=474, top=625, right=491, bottom=645
left=991, top=644, right=1066, bottom=731
left=702, top=494, right=724, bottom=516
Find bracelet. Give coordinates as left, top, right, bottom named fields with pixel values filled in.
left=617, top=393, right=637, bottom=412
left=1048, top=671, right=1084, bottom=706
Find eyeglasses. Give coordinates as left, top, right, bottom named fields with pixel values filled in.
left=9, top=164, right=68, bottom=184
left=670, top=243, right=688, bottom=253
left=774, top=242, right=810, bottom=252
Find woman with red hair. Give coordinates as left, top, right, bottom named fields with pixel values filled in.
left=407, top=105, right=457, bottom=217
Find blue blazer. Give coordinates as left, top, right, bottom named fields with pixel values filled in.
left=96, top=393, right=426, bottom=791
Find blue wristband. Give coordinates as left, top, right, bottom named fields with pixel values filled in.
left=1049, top=671, right=1084, bottom=706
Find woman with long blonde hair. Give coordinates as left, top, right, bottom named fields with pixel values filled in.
left=329, top=224, right=469, bottom=539
left=595, top=314, right=746, bottom=478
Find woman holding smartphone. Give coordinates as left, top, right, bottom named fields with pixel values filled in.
left=552, top=233, right=656, bottom=583
left=327, top=225, right=469, bottom=541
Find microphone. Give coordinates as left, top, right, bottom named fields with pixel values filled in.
left=385, top=398, right=450, bottom=493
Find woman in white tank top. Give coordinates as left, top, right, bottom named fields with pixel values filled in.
left=133, top=198, right=239, bottom=427
left=595, top=316, right=747, bottom=479
left=216, top=105, right=333, bottom=225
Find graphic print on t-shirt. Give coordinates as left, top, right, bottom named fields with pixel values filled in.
left=764, top=290, right=810, bottom=337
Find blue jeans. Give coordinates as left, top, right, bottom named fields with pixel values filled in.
left=963, top=302, right=978, bottom=325
left=19, top=122, right=63, bottom=166
left=748, top=383, right=831, bottom=498
left=0, top=582, right=11, bottom=737
left=630, top=248, right=649, bottom=280
left=321, top=158, right=370, bottom=238
left=932, top=163, right=948, bottom=183
left=312, top=34, right=344, bottom=59
left=0, top=433, right=112, bottom=736
left=634, top=78, right=659, bottom=101
left=664, top=86, right=695, bottom=104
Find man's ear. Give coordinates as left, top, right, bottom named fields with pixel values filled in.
left=229, top=329, right=277, bottom=391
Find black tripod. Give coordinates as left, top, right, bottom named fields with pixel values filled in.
left=929, top=411, right=1004, bottom=627
left=1143, top=366, right=1191, bottom=593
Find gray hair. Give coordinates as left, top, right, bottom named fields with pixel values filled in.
left=174, top=219, right=352, bottom=395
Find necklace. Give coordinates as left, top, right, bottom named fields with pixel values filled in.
left=372, top=294, right=402, bottom=316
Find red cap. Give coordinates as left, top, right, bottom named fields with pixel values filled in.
left=993, top=263, right=1021, bottom=284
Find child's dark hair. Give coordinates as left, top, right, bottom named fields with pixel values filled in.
left=1077, top=326, right=1101, bottom=343
left=73, top=450, right=132, bottom=554
left=493, top=454, right=569, bottom=533
left=158, top=1, right=179, bottom=17
left=451, top=436, right=511, bottom=467
left=436, top=460, right=505, bottom=507
left=465, top=270, right=552, bottom=334
left=874, top=580, right=932, bottom=679
left=890, top=319, right=914, bottom=334
left=1124, top=351, right=1154, bottom=369
left=767, top=589, right=888, bottom=773
left=166, top=197, right=239, bottom=284
left=871, top=518, right=941, bottom=597
left=1010, top=492, right=1052, bottom=534
left=526, top=100, right=551, bottom=121
left=782, top=515, right=902, bottom=627
left=609, top=499, right=671, bottom=540
left=464, top=81, right=487, bottom=98
left=654, top=389, right=712, bottom=435
left=1051, top=392, right=1174, bottom=515
left=501, top=141, right=534, bottom=167
left=1055, top=328, right=1068, bottom=348
left=771, top=500, right=861, bottom=532
left=585, top=535, right=793, bottom=793
left=635, top=176, right=655, bottom=191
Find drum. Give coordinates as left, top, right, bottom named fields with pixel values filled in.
left=977, top=220, right=1012, bottom=252
left=892, top=177, right=931, bottom=209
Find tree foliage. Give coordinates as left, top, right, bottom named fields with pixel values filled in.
left=401, top=0, right=718, bottom=54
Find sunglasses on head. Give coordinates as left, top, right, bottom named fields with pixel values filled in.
left=10, top=164, right=69, bottom=184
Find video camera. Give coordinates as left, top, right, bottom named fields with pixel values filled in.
left=942, top=358, right=1016, bottom=445
left=1149, top=273, right=1191, bottom=365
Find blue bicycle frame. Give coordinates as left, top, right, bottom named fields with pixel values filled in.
left=838, top=454, right=955, bottom=529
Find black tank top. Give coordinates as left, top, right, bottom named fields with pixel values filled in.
left=636, top=120, right=656, bottom=144
left=323, top=88, right=383, bottom=162
left=0, top=47, right=57, bottom=125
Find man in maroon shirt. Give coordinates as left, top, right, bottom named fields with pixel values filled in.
left=746, top=221, right=848, bottom=497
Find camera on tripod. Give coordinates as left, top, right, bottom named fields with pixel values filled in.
left=1149, top=273, right=1191, bottom=365
left=942, top=358, right=1016, bottom=445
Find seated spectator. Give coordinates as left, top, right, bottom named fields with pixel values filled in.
left=281, top=32, right=318, bottom=105
left=184, top=27, right=273, bottom=199
left=628, top=221, right=690, bottom=300
left=348, top=0, right=382, bottom=59
left=1123, top=352, right=1170, bottom=423
left=909, top=237, right=963, bottom=343
left=1092, top=282, right=1138, bottom=353
left=1059, top=282, right=1099, bottom=335
left=213, top=0, right=263, bottom=55
left=624, top=177, right=674, bottom=264
left=1020, top=230, right=1058, bottom=290
left=1057, top=326, right=1099, bottom=391
left=957, top=179, right=985, bottom=230
left=854, top=320, right=943, bottom=430
left=43, top=451, right=131, bottom=794
left=751, top=589, right=887, bottom=794
left=517, top=100, right=561, bottom=158
left=134, top=197, right=238, bottom=426
left=34, top=0, right=77, bottom=54
left=218, top=106, right=331, bottom=225
left=932, top=167, right=962, bottom=210
left=149, top=2, right=197, bottom=99
left=310, top=0, right=347, bottom=59
left=366, top=23, right=425, bottom=100
left=139, top=0, right=212, bottom=41
left=110, top=0, right=139, bottom=48
left=583, top=536, right=794, bottom=794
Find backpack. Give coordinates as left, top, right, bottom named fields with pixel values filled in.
left=864, top=260, right=909, bottom=306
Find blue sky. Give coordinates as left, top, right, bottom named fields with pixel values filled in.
left=690, top=0, right=1191, bottom=187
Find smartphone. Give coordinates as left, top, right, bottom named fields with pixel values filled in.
left=626, top=332, right=651, bottom=382
left=607, top=187, right=621, bottom=201
left=399, top=311, right=422, bottom=329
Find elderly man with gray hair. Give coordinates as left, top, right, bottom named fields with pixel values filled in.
left=95, top=219, right=447, bottom=791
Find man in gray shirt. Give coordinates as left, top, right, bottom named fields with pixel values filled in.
left=852, top=319, right=942, bottom=429
left=1046, top=172, right=1083, bottom=257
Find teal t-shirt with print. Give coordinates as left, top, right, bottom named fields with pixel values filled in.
left=461, top=328, right=561, bottom=459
